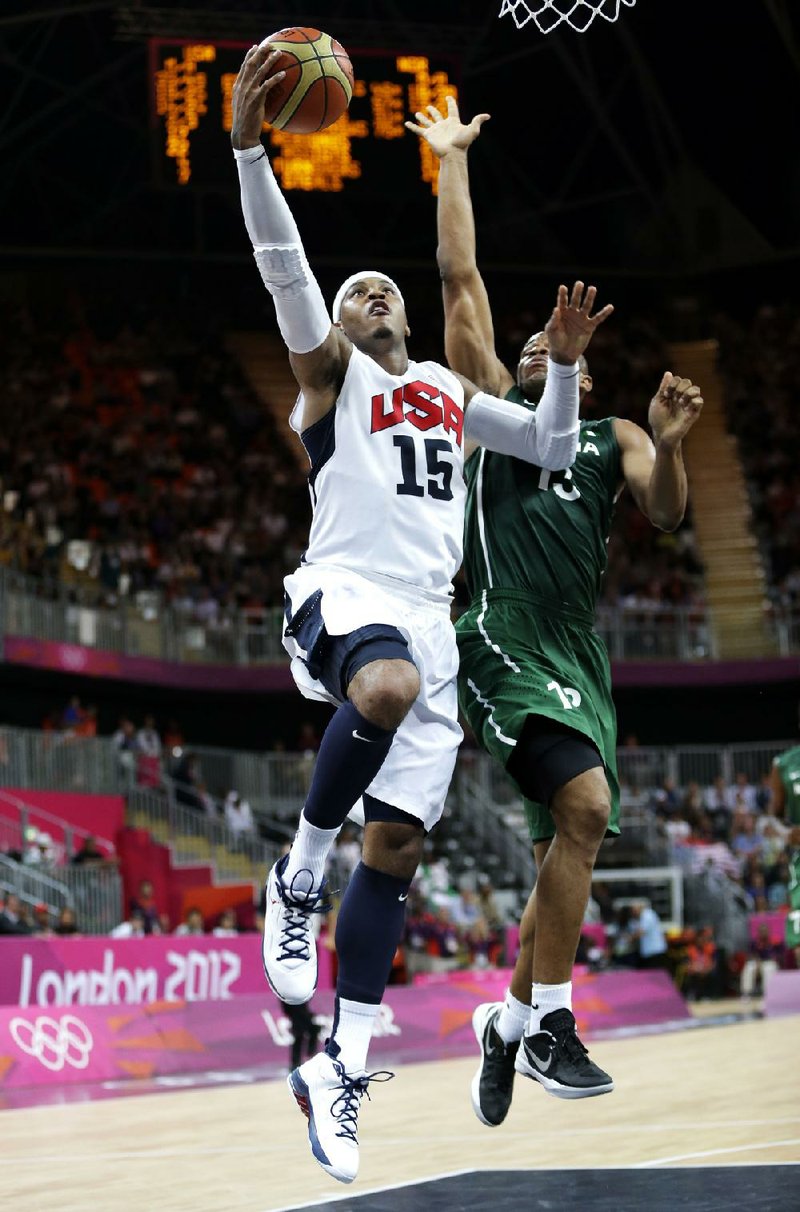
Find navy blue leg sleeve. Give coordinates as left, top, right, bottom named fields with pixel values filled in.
left=303, top=702, right=395, bottom=830
left=334, top=862, right=411, bottom=1004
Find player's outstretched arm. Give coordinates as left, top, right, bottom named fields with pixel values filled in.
left=460, top=282, right=612, bottom=469
left=406, top=99, right=510, bottom=397
left=616, top=373, right=703, bottom=531
left=231, top=44, right=349, bottom=424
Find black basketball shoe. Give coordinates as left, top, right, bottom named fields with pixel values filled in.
left=515, top=1007, right=614, bottom=1099
left=470, top=1002, right=519, bottom=1126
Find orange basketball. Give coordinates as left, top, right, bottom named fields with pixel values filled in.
left=261, top=27, right=354, bottom=133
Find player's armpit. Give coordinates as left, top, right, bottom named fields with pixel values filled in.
left=289, top=329, right=351, bottom=424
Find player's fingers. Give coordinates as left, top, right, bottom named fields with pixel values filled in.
left=568, top=280, right=585, bottom=310
left=472, top=113, right=491, bottom=129
left=404, top=120, right=426, bottom=136
left=426, top=104, right=444, bottom=122
left=673, top=377, right=692, bottom=394
left=446, top=95, right=459, bottom=118
left=414, top=111, right=433, bottom=127
left=581, top=285, right=597, bottom=315
left=657, top=371, right=673, bottom=394
left=260, top=68, right=286, bottom=92
left=556, top=284, right=569, bottom=310
left=255, top=49, right=283, bottom=84
left=590, top=303, right=614, bottom=326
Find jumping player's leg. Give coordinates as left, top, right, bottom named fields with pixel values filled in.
left=264, top=628, right=418, bottom=1008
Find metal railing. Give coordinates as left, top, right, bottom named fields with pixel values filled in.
left=0, top=853, right=122, bottom=933
left=0, top=788, right=115, bottom=862
left=3, top=562, right=800, bottom=664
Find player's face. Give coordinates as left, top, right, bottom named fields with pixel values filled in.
left=517, top=331, right=593, bottom=401
left=338, top=278, right=409, bottom=348
left=516, top=332, right=550, bottom=399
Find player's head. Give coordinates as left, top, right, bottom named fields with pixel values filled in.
left=516, top=331, right=592, bottom=402
left=333, top=272, right=410, bottom=352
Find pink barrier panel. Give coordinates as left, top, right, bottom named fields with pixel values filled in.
left=764, top=970, right=800, bottom=1018
left=0, top=936, right=268, bottom=1007
left=0, top=969, right=688, bottom=1090
left=3, top=635, right=292, bottom=691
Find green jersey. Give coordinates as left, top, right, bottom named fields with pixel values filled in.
left=462, top=386, right=621, bottom=611
left=773, top=744, right=800, bottom=826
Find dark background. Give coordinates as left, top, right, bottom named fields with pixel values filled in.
left=1, top=0, right=799, bottom=747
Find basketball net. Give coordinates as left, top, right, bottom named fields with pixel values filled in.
left=499, top=0, right=636, bottom=34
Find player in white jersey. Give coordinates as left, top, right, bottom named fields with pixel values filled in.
left=231, top=43, right=613, bottom=1185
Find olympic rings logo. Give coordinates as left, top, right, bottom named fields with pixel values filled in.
left=9, top=1014, right=94, bottom=1071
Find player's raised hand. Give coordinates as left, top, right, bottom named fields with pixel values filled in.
left=648, top=373, right=704, bottom=450
left=231, top=43, right=286, bottom=149
left=545, top=282, right=614, bottom=365
left=404, top=95, right=490, bottom=158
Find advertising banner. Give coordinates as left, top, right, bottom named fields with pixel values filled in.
left=0, top=936, right=267, bottom=1008
left=0, top=969, right=689, bottom=1091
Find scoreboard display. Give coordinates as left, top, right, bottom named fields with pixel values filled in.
left=150, top=39, right=460, bottom=196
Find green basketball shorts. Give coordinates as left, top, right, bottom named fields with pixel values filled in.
left=456, top=588, right=620, bottom=843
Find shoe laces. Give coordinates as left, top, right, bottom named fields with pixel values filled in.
left=329, top=1060, right=394, bottom=1143
left=545, top=1010, right=590, bottom=1067
left=275, top=867, right=331, bottom=963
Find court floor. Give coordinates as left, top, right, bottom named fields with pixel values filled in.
left=2, top=1015, right=798, bottom=1211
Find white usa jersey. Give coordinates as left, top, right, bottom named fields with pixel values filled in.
left=290, top=346, right=467, bottom=599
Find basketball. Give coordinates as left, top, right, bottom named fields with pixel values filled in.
left=260, top=27, right=354, bottom=134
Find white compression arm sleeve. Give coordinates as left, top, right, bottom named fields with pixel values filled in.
left=464, top=358, right=581, bottom=470
left=234, top=145, right=331, bottom=354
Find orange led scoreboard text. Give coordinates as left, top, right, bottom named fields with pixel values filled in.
left=151, top=39, right=459, bottom=194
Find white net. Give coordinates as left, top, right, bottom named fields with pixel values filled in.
left=499, top=0, right=636, bottom=34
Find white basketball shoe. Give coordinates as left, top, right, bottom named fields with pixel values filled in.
left=287, top=1049, right=393, bottom=1184
left=262, top=853, right=330, bottom=1005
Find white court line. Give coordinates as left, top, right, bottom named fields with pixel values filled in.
left=5, top=1119, right=800, bottom=1166
left=265, top=1168, right=474, bottom=1212
left=636, top=1139, right=800, bottom=1167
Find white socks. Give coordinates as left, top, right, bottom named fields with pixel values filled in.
left=283, top=812, right=339, bottom=895
left=331, top=998, right=379, bottom=1075
left=529, top=980, right=572, bottom=1034
left=495, top=989, right=530, bottom=1045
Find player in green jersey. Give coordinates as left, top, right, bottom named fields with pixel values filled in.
left=409, top=99, right=704, bottom=1120
left=769, top=745, right=800, bottom=955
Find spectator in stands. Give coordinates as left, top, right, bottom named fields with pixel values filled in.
left=610, top=906, right=639, bottom=968
left=171, top=750, right=205, bottom=813
left=30, top=903, right=53, bottom=935
left=61, top=696, right=85, bottom=730
left=730, top=771, right=758, bottom=814
left=72, top=834, right=110, bottom=865
left=54, top=906, right=79, bottom=935
left=767, top=858, right=792, bottom=909
left=684, top=925, right=719, bottom=1000
left=129, top=878, right=161, bottom=935
left=174, top=906, right=205, bottom=936
left=224, top=790, right=255, bottom=838
left=476, top=875, right=505, bottom=934
left=111, top=907, right=147, bottom=937
left=730, top=812, right=762, bottom=860
left=740, top=923, right=784, bottom=998
left=704, top=776, right=734, bottom=841
left=112, top=716, right=138, bottom=783
left=651, top=776, right=681, bottom=819
left=0, top=892, right=32, bottom=934
left=630, top=899, right=669, bottom=968
left=213, top=908, right=238, bottom=937
left=450, top=887, right=482, bottom=932
left=136, top=713, right=162, bottom=788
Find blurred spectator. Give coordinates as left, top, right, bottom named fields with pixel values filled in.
left=684, top=925, right=719, bottom=1000
left=450, top=888, right=482, bottom=932
left=53, top=906, right=79, bottom=935
left=32, top=902, right=53, bottom=936
left=71, top=834, right=110, bottom=865
left=112, top=716, right=138, bottom=782
left=630, top=900, right=668, bottom=968
left=224, top=790, right=255, bottom=838
left=136, top=713, right=162, bottom=788
left=740, top=923, right=784, bottom=997
left=174, top=907, right=205, bottom=936
left=0, top=892, right=32, bottom=934
left=129, top=878, right=161, bottom=935
left=111, top=908, right=146, bottom=937
left=213, top=908, right=238, bottom=937
left=730, top=772, right=757, bottom=814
